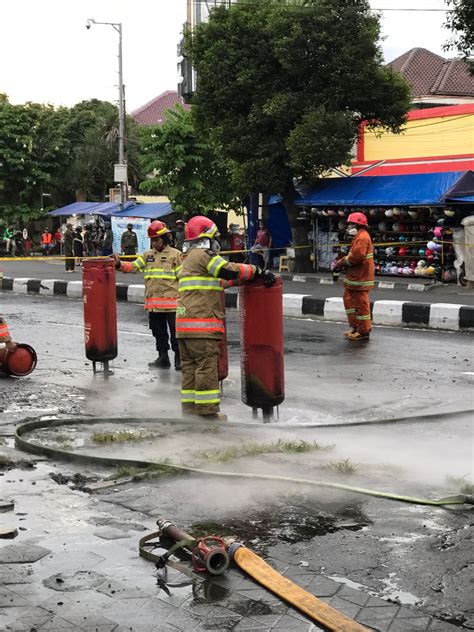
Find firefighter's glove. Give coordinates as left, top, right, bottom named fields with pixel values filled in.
left=255, top=267, right=276, bottom=288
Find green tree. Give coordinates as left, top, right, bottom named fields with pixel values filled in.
left=444, top=0, right=474, bottom=70
left=138, top=105, right=241, bottom=214
left=187, top=0, right=411, bottom=270
left=0, top=96, right=142, bottom=224
left=0, top=99, right=70, bottom=222
left=62, top=99, right=141, bottom=202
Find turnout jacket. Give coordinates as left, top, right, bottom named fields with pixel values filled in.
left=341, top=228, right=375, bottom=291
left=0, top=316, right=12, bottom=343
left=176, top=248, right=257, bottom=339
left=121, top=245, right=181, bottom=312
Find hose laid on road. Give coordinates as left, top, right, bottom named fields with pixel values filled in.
left=230, top=543, right=370, bottom=632
left=15, top=416, right=474, bottom=507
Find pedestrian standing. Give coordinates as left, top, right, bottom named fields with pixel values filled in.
left=174, top=219, right=185, bottom=251
left=0, top=316, right=17, bottom=352
left=120, top=223, right=138, bottom=256
left=101, top=223, right=113, bottom=256
left=73, top=227, right=84, bottom=266
left=63, top=223, right=75, bottom=272
left=115, top=220, right=182, bottom=370
left=53, top=228, right=62, bottom=255
left=83, top=224, right=94, bottom=257
left=250, top=220, right=272, bottom=269
left=176, top=216, right=275, bottom=419
left=334, top=212, right=375, bottom=341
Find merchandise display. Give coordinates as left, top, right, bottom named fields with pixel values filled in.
left=313, top=205, right=470, bottom=282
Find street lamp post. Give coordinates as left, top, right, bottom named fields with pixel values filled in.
left=86, top=18, right=126, bottom=212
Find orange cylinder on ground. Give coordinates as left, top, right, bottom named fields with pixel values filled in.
left=0, top=344, right=37, bottom=377
left=82, top=258, right=117, bottom=362
left=240, top=277, right=284, bottom=410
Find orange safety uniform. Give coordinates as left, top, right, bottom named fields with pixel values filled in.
left=41, top=232, right=52, bottom=245
left=177, top=249, right=257, bottom=414
left=0, top=316, right=12, bottom=343
left=340, top=228, right=375, bottom=335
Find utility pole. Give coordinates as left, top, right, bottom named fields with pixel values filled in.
left=86, top=19, right=127, bottom=212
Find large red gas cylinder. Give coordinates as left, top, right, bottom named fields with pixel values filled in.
left=82, top=258, right=118, bottom=366
left=218, top=290, right=228, bottom=382
left=240, top=276, right=284, bottom=418
left=0, top=344, right=37, bottom=377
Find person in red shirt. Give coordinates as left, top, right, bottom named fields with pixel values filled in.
left=53, top=228, right=62, bottom=255
left=251, top=220, right=272, bottom=268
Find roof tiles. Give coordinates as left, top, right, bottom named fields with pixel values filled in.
left=132, top=90, right=190, bottom=126
left=389, top=48, right=474, bottom=98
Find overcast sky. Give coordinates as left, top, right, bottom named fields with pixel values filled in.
left=0, top=0, right=452, bottom=113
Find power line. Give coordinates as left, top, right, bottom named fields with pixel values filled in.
left=193, top=0, right=451, bottom=11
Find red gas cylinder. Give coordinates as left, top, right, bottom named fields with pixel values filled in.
left=240, top=276, right=284, bottom=418
left=0, top=344, right=37, bottom=377
left=229, top=233, right=244, bottom=252
left=82, top=258, right=118, bottom=367
left=218, top=291, right=228, bottom=382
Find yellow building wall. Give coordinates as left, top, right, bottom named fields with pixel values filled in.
left=363, top=113, right=474, bottom=161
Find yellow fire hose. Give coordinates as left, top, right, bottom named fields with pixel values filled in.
left=230, top=543, right=369, bottom=632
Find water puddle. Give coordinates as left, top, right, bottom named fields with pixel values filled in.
left=381, top=573, right=421, bottom=605
left=192, top=499, right=370, bottom=555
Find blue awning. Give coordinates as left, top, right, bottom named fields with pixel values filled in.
left=48, top=202, right=102, bottom=216
left=297, top=171, right=472, bottom=207
left=116, top=203, right=173, bottom=219
left=48, top=201, right=173, bottom=219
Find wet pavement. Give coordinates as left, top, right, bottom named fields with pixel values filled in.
left=0, top=294, right=473, bottom=630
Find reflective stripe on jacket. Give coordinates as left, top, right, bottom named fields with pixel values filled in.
left=0, top=317, right=11, bottom=343
left=176, top=249, right=256, bottom=339
left=121, top=245, right=181, bottom=312
left=342, top=229, right=375, bottom=291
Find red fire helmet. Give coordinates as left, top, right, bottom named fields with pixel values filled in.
left=347, top=212, right=368, bottom=226
left=185, top=216, right=218, bottom=240
left=147, top=220, right=170, bottom=238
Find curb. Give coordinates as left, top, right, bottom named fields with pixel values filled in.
left=2, top=276, right=474, bottom=333
left=279, top=272, right=435, bottom=292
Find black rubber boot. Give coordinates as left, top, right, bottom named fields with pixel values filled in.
left=148, top=351, right=171, bottom=369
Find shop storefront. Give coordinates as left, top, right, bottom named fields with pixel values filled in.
left=296, top=170, right=474, bottom=283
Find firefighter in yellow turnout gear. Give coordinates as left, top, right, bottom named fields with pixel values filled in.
left=177, top=216, right=275, bottom=418
left=115, top=221, right=182, bottom=369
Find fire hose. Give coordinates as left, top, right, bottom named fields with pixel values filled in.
left=15, top=417, right=474, bottom=508
left=139, top=519, right=370, bottom=632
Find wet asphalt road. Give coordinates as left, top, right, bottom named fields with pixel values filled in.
left=1, top=293, right=473, bottom=629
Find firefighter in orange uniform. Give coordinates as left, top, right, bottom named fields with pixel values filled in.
left=177, top=216, right=275, bottom=419
left=335, top=212, right=375, bottom=341
left=0, top=316, right=17, bottom=352
left=115, top=220, right=182, bottom=369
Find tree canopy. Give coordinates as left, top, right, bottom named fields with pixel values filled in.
left=0, top=97, right=141, bottom=223
left=138, top=105, right=241, bottom=215
left=186, top=0, right=411, bottom=268
left=444, top=0, right=474, bottom=68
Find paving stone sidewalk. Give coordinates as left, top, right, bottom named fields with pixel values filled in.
left=0, top=475, right=462, bottom=632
